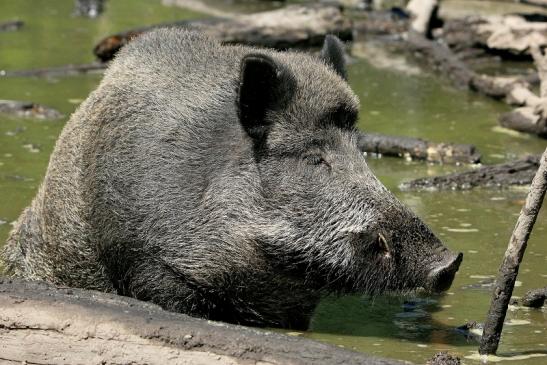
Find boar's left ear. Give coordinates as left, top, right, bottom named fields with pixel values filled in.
left=319, top=35, right=347, bottom=80
left=237, top=53, right=294, bottom=141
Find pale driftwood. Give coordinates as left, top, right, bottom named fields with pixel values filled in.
left=93, top=5, right=353, bottom=61
left=0, top=20, right=23, bottom=32
left=1, top=62, right=107, bottom=78
left=479, top=148, right=547, bottom=355
left=399, top=155, right=540, bottom=191
left=403, top=31, right=542, bottom=108
left=0, top=278, right=406, bottom=365
left=357, top=132, right=480, bottom=164
left=406, top=0, right=439, bottom=37
left=0, top=100, right=64, bottom=120
left=442, top=14, right=547, bottom=59
left=498, top=46, right=547, bottom=137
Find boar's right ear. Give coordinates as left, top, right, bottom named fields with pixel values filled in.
left=237, top=53, right=294, bottom=141
left=320, top=35, right=347, bottom=80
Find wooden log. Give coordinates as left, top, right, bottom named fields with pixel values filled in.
left=499, top=107, right=547, bottom=137
left=497, top=46, right=547, bottom=137
left=479, top=148, right=547, bottom=355
left=399, top=155, right=540, bottom=191
left=93, top=5, right=353, bottom=62
left=0, top=20, right=23, bottom=32
left=406, top=0, right=439, bottom=37
left=357, top=132, right=481, bottom=164
left=403, top=32, right=539, bottom=104
left=0, top=278, right=406, bottom=365
left=1, top=62, right=107, bottom=78
left=0, top=100, right=64, bottom=120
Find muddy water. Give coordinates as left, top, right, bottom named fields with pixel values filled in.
left=1, top=1, right=546, bottom=364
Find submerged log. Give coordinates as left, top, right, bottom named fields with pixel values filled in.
left=357, top=132, right=481, bottom=164
left=93, top=5, right=353, bottom=62
left=0, top=20, right=23, bottom=32
left=1, top=62, right=107, bottom=78
left=0, top=278, right=406, bottom=365
left=0, top=100, right=64, bottom=120
left=399, top=155, right=540, bottom=191
left=479, top=148, right=547, bottom=355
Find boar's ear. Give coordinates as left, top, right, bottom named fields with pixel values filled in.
left=237, top=53, right=294, bottom=141
left=319, top=35, right=347, bottom=80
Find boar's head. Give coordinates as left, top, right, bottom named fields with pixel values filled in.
left=237, top=36, right=462, bottom=296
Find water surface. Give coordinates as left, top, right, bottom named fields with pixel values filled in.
left=1, top=1, right=546, bottom=364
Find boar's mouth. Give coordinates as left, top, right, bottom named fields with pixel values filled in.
left=423, top=252, right=463, bottom=293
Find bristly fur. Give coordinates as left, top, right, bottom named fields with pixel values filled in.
left=2, top=29, right=455, bottom=330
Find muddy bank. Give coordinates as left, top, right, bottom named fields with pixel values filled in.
left=0, top=278, right=407, bottom=365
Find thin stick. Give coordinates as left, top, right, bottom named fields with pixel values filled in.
left=479, top=147, right=547, bottom=355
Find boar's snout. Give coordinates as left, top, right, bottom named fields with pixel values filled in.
left=425, top=252, right=463, bottom=293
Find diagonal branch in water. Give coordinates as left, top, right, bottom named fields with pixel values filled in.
left=479, top=147, right=547, bottom=356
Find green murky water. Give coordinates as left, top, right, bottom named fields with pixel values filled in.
left=1, top=1, right=546, bottom=364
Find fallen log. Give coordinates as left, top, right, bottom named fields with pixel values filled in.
left=1, top=62, right=107, bottom=78
left=0, top=100, right=64, bottom=120
left=0, top=278, right=406, bottom=365
left=479, top=147, right=547, bottom=355
left=399, top=155, right=540, bottom=191
left=0, top=20, right=23, bottom=32
left=498, top=46, right=547, bottom=137
left=93, top=4, right=353, bottom=62
left=441, top=14, right=547, bottom=60
left=357, top=132, right=481, bottom=164
left=499, top=107, right=547, bottom=137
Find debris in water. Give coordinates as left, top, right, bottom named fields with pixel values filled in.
left=504, top=319, right=531, bottom=326
left=443, top=227, right=479, bottom=233
left=22, top=143, right=40, bottom=153
left=427, top=351, right=460, bottom=365
left=466, top=352, right=547, bottom=362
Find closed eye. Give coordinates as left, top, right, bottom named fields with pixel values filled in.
left=304, top=154, right=330, bottom=168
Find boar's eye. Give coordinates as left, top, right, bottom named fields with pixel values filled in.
left=304, top=154, right=330, bottom=168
